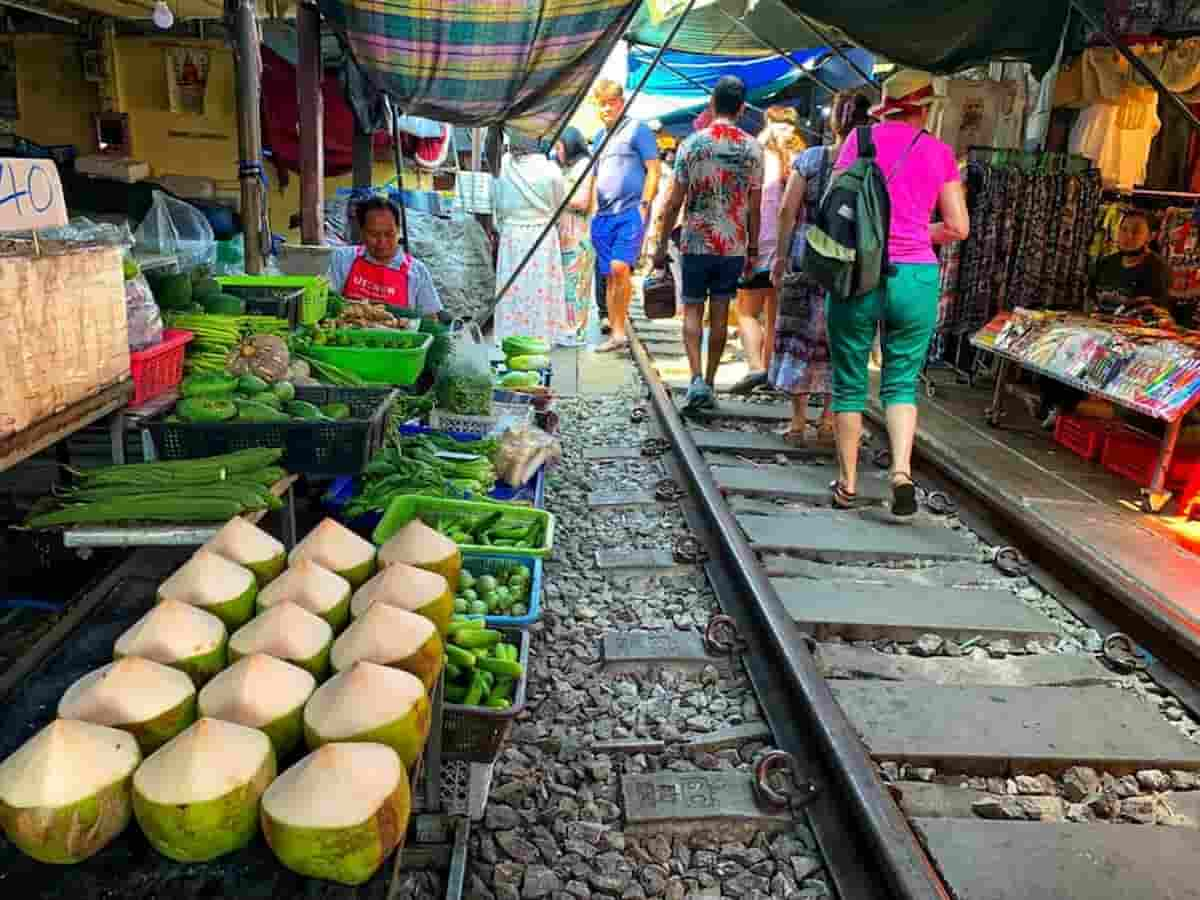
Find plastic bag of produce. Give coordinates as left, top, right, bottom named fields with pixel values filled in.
left=125, top=258, right=164, bottom=351
left=135, top=191, right=216, bottom=271
left=492, top=422, right=561, bottom=487
left=435, top=321, right=493, bottom=416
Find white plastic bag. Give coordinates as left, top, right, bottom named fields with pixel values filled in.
left=134, top=191, right=216, bottom=270
left=125, top=263, right=163, bottom=351
left=435, top=321, right=494, bottom=415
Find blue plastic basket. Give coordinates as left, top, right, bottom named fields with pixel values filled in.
left=456, top=552, right=542, bottom=628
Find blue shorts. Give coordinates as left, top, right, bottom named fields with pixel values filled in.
left=591, top=207, right=645, bottom=276
left=681, top=254, right=744, bottom=305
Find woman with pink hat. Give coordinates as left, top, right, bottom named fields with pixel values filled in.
left=825, top=70, right=970, bottom=518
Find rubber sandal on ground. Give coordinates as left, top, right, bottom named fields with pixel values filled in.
left=831, top=480, right=859, bottom=510
left=595, top=338, right=629, bottom=354
left=891, top=473, right=917, bottom=518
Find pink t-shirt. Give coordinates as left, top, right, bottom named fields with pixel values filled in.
left=836, top=122, right=959, bottom=265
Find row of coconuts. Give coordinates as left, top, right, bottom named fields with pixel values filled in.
left=0, top=513, right=471, bottom=886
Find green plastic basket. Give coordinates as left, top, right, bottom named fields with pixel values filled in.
left=217, top=274, right=329, bottom=325
left=305, top=329, right=433, bottom=386
left=372, top=495, right=555, bottom=559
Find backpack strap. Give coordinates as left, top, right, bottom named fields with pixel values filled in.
left=857, top=126, right=876, bottom=160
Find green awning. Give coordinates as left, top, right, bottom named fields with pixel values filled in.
left=629, top=0, right=1090, bottom=77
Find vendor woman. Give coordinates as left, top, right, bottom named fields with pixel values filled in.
left=1037, top=209, right=1171, bottom=428
left=327, top=196, right=445, bottom=316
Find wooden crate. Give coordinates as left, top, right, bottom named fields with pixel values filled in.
left=0, top=245, right=130, bottom=439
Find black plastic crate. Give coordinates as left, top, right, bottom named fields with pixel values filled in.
left=142, top=386, right=398, bottom=476
left=442, top=627, right=530, bottom=763
left=220, top=284, right=306, bottom=325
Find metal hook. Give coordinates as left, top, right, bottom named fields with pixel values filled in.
left=1102, top=632, right=1146, bottom=673
left=704, top=614, right=746, bottom=655
left=992, top=546, right=1029, bottom=577
left=754, top=750, right=819, bottom=811
left=926, top=491, right=957, bottom=516
left=673, top=534, right=708, bottom=564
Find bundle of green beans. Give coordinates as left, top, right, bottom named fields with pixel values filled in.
left=166, top=313, right=292, bottom=375
left=26, top=448, right=286, bottom=528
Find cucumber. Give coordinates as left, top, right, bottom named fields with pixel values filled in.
left=272, top=381, right=296, bottom=403
left=180, top=374, right=238, bottom=398
left=320, top=402, right=351, bottom=420
left=233, top=399, right=291, bottom=422
left=285, top=400, right=325, bottom=420
left=237, top=374, right=270, bottom=394
left=444, top=644, right=476, bottom=668
left=176, top=397, right=238, bottom=423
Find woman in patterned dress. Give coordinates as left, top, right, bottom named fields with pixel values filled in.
left=553, top=127, right=596, bottom=345
left=493, top=132, right=570, bottom=346
left=770, top=94, right=872, bottom=444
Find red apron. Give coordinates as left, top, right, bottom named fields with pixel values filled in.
left=342, top=249, right=412, bottom=308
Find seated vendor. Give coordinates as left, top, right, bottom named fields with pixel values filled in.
left=1088, top=209, right=1171, bottom=319
left=328, top=196, right=445, bottom=318
left=1036, top=209, right=1172, bottom=429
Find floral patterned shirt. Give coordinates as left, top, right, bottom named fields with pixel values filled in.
left=673, top=123, right=765, bottom=257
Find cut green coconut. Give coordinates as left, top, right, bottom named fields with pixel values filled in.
left=0, top=719, right=140, bottom=864
left=200, top=517, right=287, bottom=587
left=256, top=559, right=351, bottom=633
left=288, top=518, right=376, bottom=590
left=331, top=603, right=443, bottom=692
left=113, top=600, right=228, bottom=686
left=157, top=550, right=257, bottom=631
left=228, top=601, right=334, bottom=680
left=197, top=654, right=316, bottom=759
left=377, top=519, right=462, bottom=594
left=303, top=661, right=429, bottom=770
left=58, top=657, right=197, bottom=755
left=133, top=717, right=275, bottom=863
left=351, top=562, right=453, bottom=637
left=262, top=742, right=409, bottom=885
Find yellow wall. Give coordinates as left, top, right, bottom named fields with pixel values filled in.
left=111, top=36, right=430, bottom=238
left=1, top=35, right=99, bottom=149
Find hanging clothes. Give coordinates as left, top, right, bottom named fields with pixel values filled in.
left=1070, top=93, right=1161, bottom=190
left=949, top=153, right=1103, bottom=341
left=1145, top=97, right=1200, bottom=190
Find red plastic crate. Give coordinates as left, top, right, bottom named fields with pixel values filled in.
left=1052, top=414, right=1110, bottom=461
left=1100, top=427, right=1198, bottom=490
left=129, top=329, right=193, bottom=407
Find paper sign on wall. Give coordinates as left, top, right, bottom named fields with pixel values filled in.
left=0, top=158, right=68, bottom=233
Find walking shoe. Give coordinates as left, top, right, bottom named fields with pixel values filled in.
left=729, top=370, right=768, bottom=396
left=600, top=317, right=611, bottom=335
left=683, top=377, right=714, bottom=412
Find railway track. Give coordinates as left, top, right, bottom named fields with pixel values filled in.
left=625, top=307, right=1200, bottom=900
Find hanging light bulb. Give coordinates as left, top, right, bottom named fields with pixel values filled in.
left=152, top=0, right=174, bottom=29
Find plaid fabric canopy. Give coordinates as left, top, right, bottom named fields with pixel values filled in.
left=318, top=0, right=642, bottom=138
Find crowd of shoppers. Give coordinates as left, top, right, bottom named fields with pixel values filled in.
left=493, top=66, right=970, bottom=519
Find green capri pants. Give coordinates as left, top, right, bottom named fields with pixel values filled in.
left=826, top=263, right=940, bottom=413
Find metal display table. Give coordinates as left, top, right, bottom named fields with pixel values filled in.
left=972, top=319, right=1200, bottom=513
left=61, top=474, right=299, bottom=550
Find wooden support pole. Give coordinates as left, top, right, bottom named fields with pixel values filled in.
left=349, top=130, right=373, bottom=243
left=297, top=1, right=324, bottom=244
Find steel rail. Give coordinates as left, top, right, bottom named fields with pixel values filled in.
left=626, top=334, right=949, bottom=900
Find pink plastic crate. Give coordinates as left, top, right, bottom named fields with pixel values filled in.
left=129, top=329, right=193, bottom=407
left=1100, top=427, right=1198, bottom=490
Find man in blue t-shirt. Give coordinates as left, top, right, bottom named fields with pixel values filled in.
left=590, top=79, right=661, bottom=352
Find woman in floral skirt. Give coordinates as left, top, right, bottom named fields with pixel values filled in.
left=770, top=93, right=872, bottom=444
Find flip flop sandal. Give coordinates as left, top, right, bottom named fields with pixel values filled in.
left=831, top=480, right=859, bottom=509
left=596, top=338, right=629, bottom=354
left=891, top=473, right=918, bottom=518
left=814, top=425, right=837, bottom=444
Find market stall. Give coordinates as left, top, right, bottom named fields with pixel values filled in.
left=973, top=309, right=1200, bottom=511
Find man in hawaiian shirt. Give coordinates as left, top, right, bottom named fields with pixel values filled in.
left=653, top=76, right=763, bottom=410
